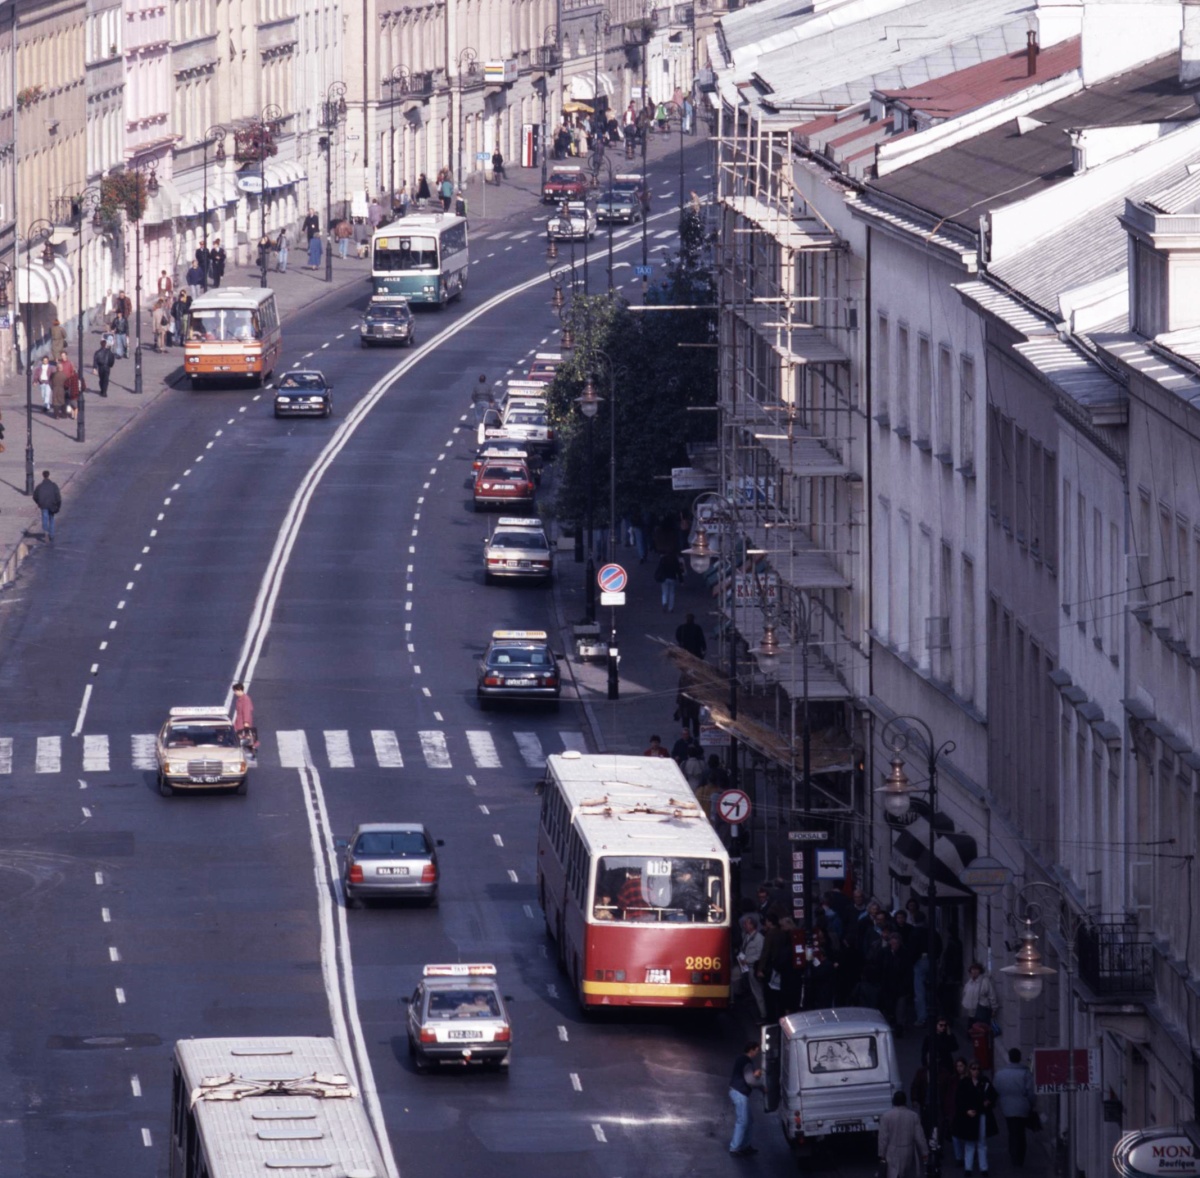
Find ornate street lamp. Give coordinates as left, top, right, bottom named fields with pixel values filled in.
left=130, top=160, right=158, bottom=396
left=200, top=124, right=228, bottom=291
left=589, top=149, right=618, bottom=293
left=255, top=105, right=283, bottom=288
left=538, top=26, right=559, bottom=189
left=383, top=67, right=411, bottom=205
left=70, top=186, right=102, bottom=442
left=21, top=220, right=55, bottom=494
left=454, top=47, right=478, bottom=184
left=321, top=83, right=348, bottom=283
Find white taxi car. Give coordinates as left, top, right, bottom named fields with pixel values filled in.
left=155, top=707, right=249, bottom=797
left=547, top=200, right=596, bottom=241
left=405, top=964, right=512, bottom=1072
left=484, top=517, right=553, bottom=584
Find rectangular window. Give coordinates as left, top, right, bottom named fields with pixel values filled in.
left=916, top=335, right=932, bottom=447
left=988, top=405, right=1002, bottom=519
left=1093, top=507, right=1103, bottom=642
left=962, top=555, right=975, bottom=702
left=937, top=344, right=953, bottom=459
left=876, top=314, right=890, bottom=422
left=897, top=511, right=911, bottom=653
left=1111, top=521, right=1122, bottom=656
left=939, top=541, right=953, bottom=684
left=999, top=414, right=1014, bottom=534
left=1062, top=478, right=1072, bottom=607
left=1077, top=492, right=1088, bottom=630
left=1015, top=427, right=1029, bottom=547
left=877, top=498, right=891, bottom=641
left=1029, top=440, right=1044, bottom=558
left=1044, top=450, right=1057, bottom=573
left=896, top=325, right=910, bottom=434
left=1137, top=490, right=1153, bottom=599
left=1159, top=505, right=1175, bottom=629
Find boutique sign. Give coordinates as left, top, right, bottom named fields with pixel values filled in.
left=1114, top=1130, right=1200, bottom=1178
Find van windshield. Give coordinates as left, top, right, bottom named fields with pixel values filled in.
left=374, top=235, right=438, bottom=271
left=592, top=856, right=726, bottom=924
left=807, top=1036, right=879, bottom=1073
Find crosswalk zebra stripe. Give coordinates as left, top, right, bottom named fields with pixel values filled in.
left=418, top=730, right=451, bottom=769
left=654, top=229, right=675, bottom=239
left=559, top=731, right=587, bottom=753
left=0, top=738, right=11, bottom=774
left=36, top=736, right=61, bottom=774
left=131, top=735, right=157, bottom=771
left=512, top=230, right=536, bottom=240
left=513, top=732, right=545, bottom=768
left=324, top=730, right=354, bottom=768
left=488, top=231, right=511, bottom=239
left=277, top=730, right=313, bottom=769
left=83, top=735, right=110, bottom=773
left=371, top=730, right=403, bottom=768
left=466, top=730, right=501, bottom=768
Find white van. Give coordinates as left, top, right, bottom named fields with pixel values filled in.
left=764, top=1008, right=901, bottom=1157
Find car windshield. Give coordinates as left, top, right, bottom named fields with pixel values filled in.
left=488, top=646, right=552, bottom=667
left=426, top=989, right=501, bottom=1020
left=593, top=856, right=727, bottom=924
left=278, top=373, right=324, bottom=389
left=189, top=308, right=260, bottom=341
left=373, top=235, right=438, bottom=271
left=166, top=723, right=237, bottom=748
left=481, top=466, right=526, bottom=480
left=549, top=172, right=579, bottom=184
left=353, top=830, right=430, bottom=857
left=367, top=305, right=409, bottom=320
left=491, top=532, right=548, bottom=550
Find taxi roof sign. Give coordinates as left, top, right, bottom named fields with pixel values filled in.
left=169, top=707, right=230, bottom=718
left=491, top=630, right=548, bottom=640
left=496, top=517, right=544, bottom=528
left=422, top=963, right=498, bottom=978
left=615, top=173, right=643, bottom=183
left=533, top=352, right=562, bottom=361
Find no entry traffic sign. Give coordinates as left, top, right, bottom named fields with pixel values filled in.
left=597, top=563, right=628, bottom=593
left=717, top=789, right=751, bottom=825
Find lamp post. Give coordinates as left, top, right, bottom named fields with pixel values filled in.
left=71, top=186, right=101, bottom=443
left=254, top=105, right=283, bottom=289
left=21, top=221, right=55, bottom=494
left=589, top=149, right=617, bottom=293
left=875, top=715, right=957, bottom=1178
left=1002, top=883, right=1082, bottom=1178
left=639, top=11, right=652, bottom=300
left=200, top=124, right=228, bottom=292
left=593, top=11, right=611, bottom=121
left=321, top=82, right=348, bottom=284
left=575, top=379, right=600, bottom=626
left=454, top=48, right=478, bottom=186
left=130, top=160, right=158, bottom=397
left=539, top=26, right=558, bottom=189
left=383, top=67, right=410, bottom=205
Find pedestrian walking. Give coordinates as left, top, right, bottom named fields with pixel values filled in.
left=993, top=1048, right=1038, bottom=1166
left=654, top=550, right=682, bottom=612
left=307, top=230, right=322, bottom=269
left=36, top=355, right=54, bottom=412
left=953, top=1061, right=998, bottom=1175
left=416, top=173, right=431, bottom=202
left=152, top=300, right=170, bottom=352
left=157, top=269, right=173, bottom=299
left=110, top=303, right=129, bottom=357
left=232, top=682, right=259, bottom=752
left=276, top=230, right=289, bottom=272
left=195, top=240, right=210, bottom=286
left=32, top=470, right=61, bottom=541
left=727, top=1041, right=762, bottom=1156
left=172, top=290, right=191, bottom=348
left=878, top=1091, right=929, bottom=1178
left=92, top=338, right=115, bottom=397
left=50, top=317, right=67, bottom=359
left=439, top=173, right=454, bottom=210
left=335, top=218, right=354, bottom=259
left=962, top=961, right=1000, bottom=1028
left=395, top=182, right=410, bottom=217
left=737, top=914, right=767, bottom=1021
left=50, top=355, right=69, bottom=418
left=210, top=239, right=227, bottom=287
left=303, top=208, right=319, bottom=242
left=674, top=612, right=707, bottom=659
left=186, top=261, right=203, bottom=296
left=368, top=197, right=383, bottom=228
left=491, top=148, right=505, bottom=184
left=643, top=734, right=669, bottom=758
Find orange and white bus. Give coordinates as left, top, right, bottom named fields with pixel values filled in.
left=538, top=751, right=732, bottom=1010
left=183, top=287, right=282, bottom=387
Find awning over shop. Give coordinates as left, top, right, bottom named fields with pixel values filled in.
left=887, top=800, right=979, bottom=902
left=221, top=178, right=240, bottom=205
left=17, top=256, right=73, bottom=305
left=567, top=73, right=616, bottom=101
left=142, top=176, right=182, bottom=226
left=263, top=160, right=305, bottom=191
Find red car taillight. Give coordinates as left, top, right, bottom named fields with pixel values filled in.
left=348, top=864, right=364, bottom=883
left=421, top=864, right=438, bottom=884
left=493, top=1027, right=512, bottom=1043
left=419, top=1029, right=438, bottom=1044
left=484, top=675, right=502, bottom=686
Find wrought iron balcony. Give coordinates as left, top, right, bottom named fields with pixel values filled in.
left=1076, top=918, right=1155, bottom=998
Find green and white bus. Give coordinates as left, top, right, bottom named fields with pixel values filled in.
left=370, top=212, right=469, bottom=306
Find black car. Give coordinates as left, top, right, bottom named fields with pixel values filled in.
left=274, top=369, right=333, bottom=418
left=477, top=630, right=561, bottom=710
left=360, top=296, right=417, bottom=348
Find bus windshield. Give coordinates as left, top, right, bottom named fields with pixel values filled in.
left=593, top=856, right=726, bottom=923
left=189, top=308, right=261, bottom=341
left=374, top=235, right=438, bottom=272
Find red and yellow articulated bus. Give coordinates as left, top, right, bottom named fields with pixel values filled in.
left=538, top=752, right=732, bottom=1010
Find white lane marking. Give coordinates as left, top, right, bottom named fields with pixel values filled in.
left=324, top=730, right=354, bottom=768
left=492, top=833, right=504, bottom=847
left=90, top=663, right=99, bottom=674
left=557, top=1025, right=569, bottom=1041
left=513, top=229, right=535, bottom=240
left=523, top=904, right=534, bottom=918
left=570, top=1073, right=582, bottom=1091
left=130, top=1075, right=142, bottom=1097
left=299, top=762, right=401, bottom=1178
left=336, top=332, right=345, bottom=339
left=0, top=738, right=12, bottom=773
left=101, top=908, right=111, bottom=922
left=433, top=711, right=443, bottom=722
left=71, top=686, right=93, bottom=737
left=125, top=581, right=134, bottom=590
left=99, top=641, right=107, bottom=650
left=116, top=987, right=126, bottom=1004
left=371, top=730, right=403, bottom=768
left=83, top=735, right=110, bottom=772
left=108, top=620, right=118, bottom=630
left=131, top=735, right=157, bottom=771
left=507, top=869, right=519, bottom=883
left=108, top=946, right=120, bottom=962
left=117, top=601, right=126, bottom=609
left=513, top=731, right=545, bottom=767
left=559, top=730, right=587, bottom=753
left=36, top=736, right=61, bottom=774
left=277, top=730, right=313, bottom=768
left=478, top=804, right=489, bottom=815
left=81, top=807, right=92, bottom=818
left=592, top=1124, right=607, bottom=1143
left=214, top=429, right=223, bottom=437
left=466, top=730, right=500, bottom=767
left=413, top=666, right=421, bottom=675
left=141, top=1128, right=152, bottom=1148
left=418, top=730, right=451, bottom=768
left=95, top=872, right=104, bottom=885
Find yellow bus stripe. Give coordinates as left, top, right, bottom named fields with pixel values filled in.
left=581, top=981, right=729, bottom=998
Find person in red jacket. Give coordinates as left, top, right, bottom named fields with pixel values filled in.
left=232, top=683, right=259, bottom=753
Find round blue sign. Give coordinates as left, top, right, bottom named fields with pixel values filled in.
left=597, top=563, right=627, bottom=592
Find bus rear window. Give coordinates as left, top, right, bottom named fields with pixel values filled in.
left=374, top=236, right=437, bottom=271
left=807, top=1036, right=879, bottom=1073
left=593, top=856, right=725, bottom=923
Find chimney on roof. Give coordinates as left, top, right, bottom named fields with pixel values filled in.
left=1183, top=0, right=1200, bottom=86
left=1026, top=28, right=1040, bottom=77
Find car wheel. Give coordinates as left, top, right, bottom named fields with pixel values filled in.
left=478, top=694, right=490, bottom=712
left=408, top=334, right=417, bottom=348
left=425, top=892, right=438, bottom=909
left=324, top=401, right=333, bottom=419
left=409, top=1038, right=431, bottom=1072
left=158, top=773, right=174, bottom=797
left=549, top=699, right=561, bottom=714
left=274, top=409, right=283, bottom=419
left=484, top=572, right=494, bottom=586
left=234, top=777, right=247, bottom=796
left=344, top=889, right=360, bottom=910
left=360, top=339, right=369, bottom=348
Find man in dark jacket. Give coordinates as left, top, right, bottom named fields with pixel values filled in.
left=210, top=239, right=227, bottom=287
left=674, top=612, right=707, bottom=659
left=953, top=1062, right=999, bottom=1174
left=32, top=470, right=62, bottom=541
left=727, top=1042, right=762, bottom=1156
left=92, top=339, right=115, bottom=397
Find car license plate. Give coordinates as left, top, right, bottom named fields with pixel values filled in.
left=189, top=775, right=222, bottom=784
left=376, top=866, right=410, bottom=876
left=447, top=1030, right=483, bottom=1040
left=645, top=969, right=671, bottom=984
left=832, top=1121, right=865, bottom=1134
left=492, top=484, right=513, bottom=490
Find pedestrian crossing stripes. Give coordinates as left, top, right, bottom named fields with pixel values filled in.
left=0, top=727, right=588, bottom=775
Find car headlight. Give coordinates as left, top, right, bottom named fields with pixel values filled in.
left=166, top=760, right=188, bottom=774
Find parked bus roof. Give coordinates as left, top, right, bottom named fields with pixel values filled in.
left=374, top=212, right=467, bottom=233
left=188, top=286, right=278, bottom=309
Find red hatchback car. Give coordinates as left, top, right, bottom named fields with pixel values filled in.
left=474, top=460, right=535, bottom=513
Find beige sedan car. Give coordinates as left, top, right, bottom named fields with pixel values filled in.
left=155, top=707, right=250, bottom=797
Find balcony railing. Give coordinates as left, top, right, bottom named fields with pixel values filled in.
left=1076, top=918, right=1155, bottom=997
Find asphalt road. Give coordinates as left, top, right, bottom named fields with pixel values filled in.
left=0, top=138, right=883, bottom=1178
